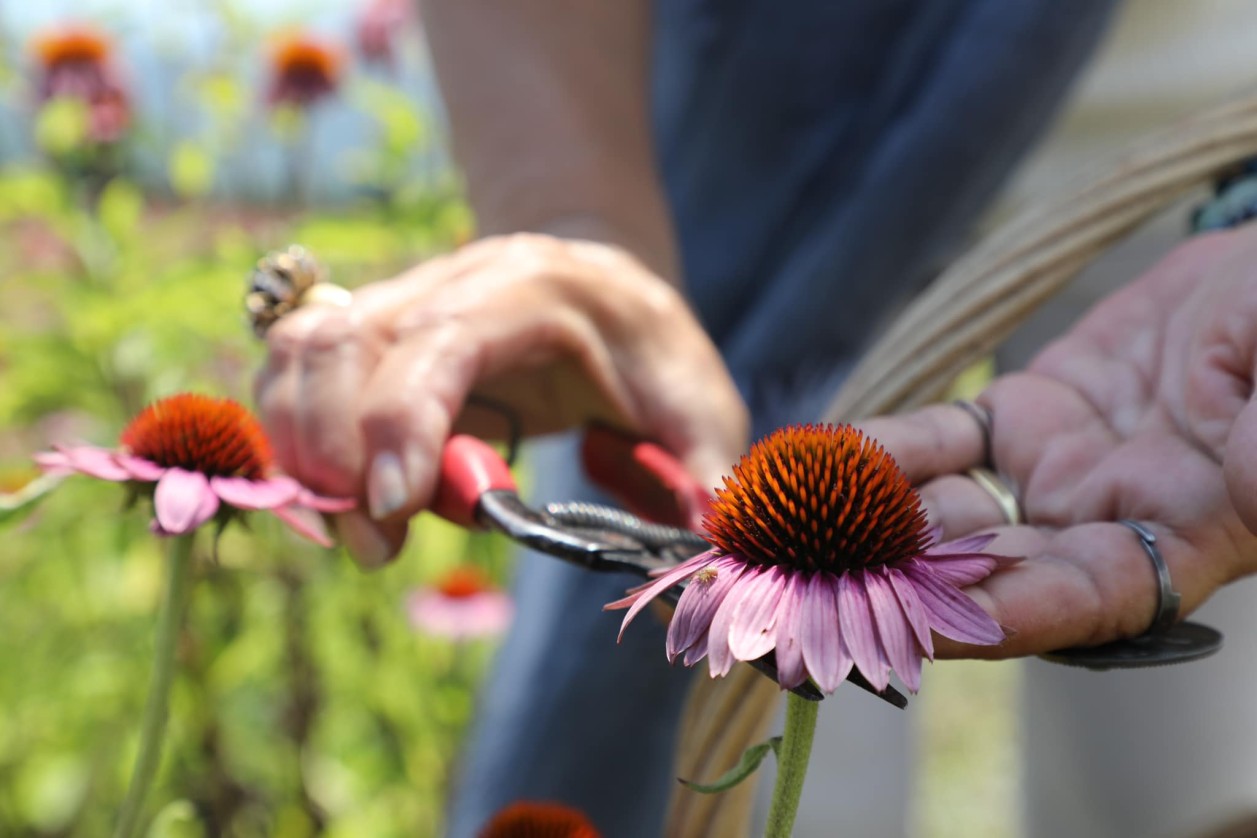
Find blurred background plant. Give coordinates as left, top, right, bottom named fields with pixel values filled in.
left=0, top=2, right=500, bottom=836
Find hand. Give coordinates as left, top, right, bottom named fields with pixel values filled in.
left=857, top=225, right=1257, bottom=658
left=254, top=233, right=748, bottom=567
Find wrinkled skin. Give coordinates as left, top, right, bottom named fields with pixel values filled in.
left=255, top=233, right=747, bottom=566
left=861, top=226, right=1257, bottom=657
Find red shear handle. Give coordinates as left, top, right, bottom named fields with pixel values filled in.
left=431, top=435, right=518, bottom=528
left=580, top=423, right=712, bottom=532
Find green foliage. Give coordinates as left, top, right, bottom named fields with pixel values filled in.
left=0, top=153, right=504, bottom=836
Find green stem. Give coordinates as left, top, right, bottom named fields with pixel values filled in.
left=113, top=534, right=195, bottom=838
left=765, top=692, right=820, bottom=838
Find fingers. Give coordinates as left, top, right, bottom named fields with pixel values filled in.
left=255, top=234, right=749, bottom=568
left=933, top=520, right=1226, bottom=660
left=917, top=473, right=1015, bottom=539
left=856, top=402, right=990, bottom=484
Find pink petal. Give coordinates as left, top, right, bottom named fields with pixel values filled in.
left=684, top=631, right=709, bottom=667
left=800, top=571, right=852, bottom=693
left=61, top=445, right=130, bottom=481
left=154, top=468, right=219, bottom=534
left=297, top=487, right=357, bottom=513
left=115, top=454, right=165, bottom=482
left=925, top=555, right=1002, bottom=587
left=887, top=566, right=934, bottom=660
left=33, top=451, right=74, bottom=476
left=865, top=568, right=922, bottom=693
left=605, top=551, right=715, bottom=641
left=706, top=564, right=766, bottom=677
left=211, top=475, right=301, bottom=510
left=838, top=571, right=892, bottom=692
left=270, top=505, right=335, bottom=547
left=726, top=566, right=787, bottom=662
left=904, top=563, right=1006, bottom=646
left=407, top=590, right=514, bottom=639
left=666, top=556, right=746, bottom=661
left=929, top=533, right=997, bottom=556
left=773, top=570, right=811, bottom=689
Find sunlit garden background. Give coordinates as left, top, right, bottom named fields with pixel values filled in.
left=3, top=0, right=1184, bottom=835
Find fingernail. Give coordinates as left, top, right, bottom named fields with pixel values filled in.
left=368, top=451, right=409, bottom=519
left=335, top=513, right=394, bottom=569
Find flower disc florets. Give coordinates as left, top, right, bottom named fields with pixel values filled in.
left=704, top=424, right=929, bottom=574
left=120, top=393, right=272, bottom=480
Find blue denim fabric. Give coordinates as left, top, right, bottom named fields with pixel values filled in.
left=448, top=3, right=1116, bottom=836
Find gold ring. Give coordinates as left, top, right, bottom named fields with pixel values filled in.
left=967, top=467, right=1022, bottom=526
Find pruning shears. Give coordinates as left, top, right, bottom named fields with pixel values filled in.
left=429, top=423, right=909, bottom=709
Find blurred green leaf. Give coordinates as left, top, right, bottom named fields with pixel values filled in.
left=14, top=753, right=90, bottom=832
left=148, top=799, right=207, bottom=838
left=169, top=142, right=216, bottom=200
left=97, top=177, right=145, bottom=243
left=35, top=98, right=90, bottom=156
left=0, top=473, right=62, bottom=525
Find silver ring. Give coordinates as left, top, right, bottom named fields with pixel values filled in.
left=1118, top=520, right=1181, bottom=634
left=953, top=399, right=994, bottom=468
left=967, top=467, right=1023, bottom=526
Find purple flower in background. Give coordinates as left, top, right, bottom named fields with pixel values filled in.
left=31, top=25, right=131, bottom=142
left=265, top=32, right=345, bottom=109
left=355, top=0, right=413, bottom=71
left=607, top=424, right=1017, bottom=693
left=407, top=566, right=513, bottom=640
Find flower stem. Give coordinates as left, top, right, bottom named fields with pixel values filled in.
left=113, top=534, right=195, bottom=838
left=765, top=692, right=820, bottom=838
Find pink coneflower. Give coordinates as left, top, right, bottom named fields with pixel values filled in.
left=607, top=424, right=1016, bottom=694
left=31, top=25, right=131, bottom=142
left=407, top=566, right=513, bottom=640
left=36, top=393, right=353, bottom=543
left=265, top=33, right=344, bottom=109
left=478, top=801, right=601, bottom=838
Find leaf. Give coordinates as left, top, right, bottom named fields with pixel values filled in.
left=0, top=474, right=62, bottom=526
left=34, top=98, right=90, bottom=156
left=97, top=177, right=144, bottom=242
left=678, top=736, right=782, bottom=794
left=168, top=141, right=215, bottom=199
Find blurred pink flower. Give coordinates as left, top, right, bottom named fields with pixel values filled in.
left=355, top=0, right=413, bottom=71
left=30, top=25, right=131, bottom=142
left=407, top=566, right=513, bottom=640
left=36, top=393, right=353, bottom=543
left=607, top=424, right=1018, bottom=694
left=265, top=32, right=345, bottom=109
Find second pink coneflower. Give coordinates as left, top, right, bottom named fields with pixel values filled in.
left=36, top=393, right=353, bottom=543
